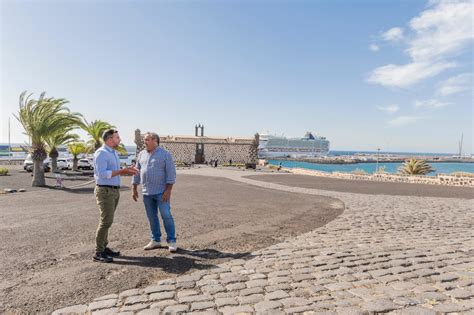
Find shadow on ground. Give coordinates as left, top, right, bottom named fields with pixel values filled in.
left=114, top=248, right=252, bottom=274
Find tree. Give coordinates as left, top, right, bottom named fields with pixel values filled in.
left=45, top=128, right=79, bottom=173
left=398, top=159, right=435, bottom=175
left=68, top=142, right=87, bottom=171
left=15, top=91, right=81, bottom=186
left=80, top=119, right=115, bottom=152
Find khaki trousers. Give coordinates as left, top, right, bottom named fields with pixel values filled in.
left=95, top=186, right=120, bottom=252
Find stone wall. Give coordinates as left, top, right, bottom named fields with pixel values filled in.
left=134, top=129, right=258, bottom=165
left=289, top=168, right=474, bottom=187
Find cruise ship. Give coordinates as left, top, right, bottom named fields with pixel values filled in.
left=258, top=132, right=330, bottom=158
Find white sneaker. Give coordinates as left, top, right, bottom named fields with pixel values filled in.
left=143, top=240, right=161, bottom=250
left=168, top=242, right=177, bottom=253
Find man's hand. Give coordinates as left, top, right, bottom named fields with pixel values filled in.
left=132, top=188, right=139, bottom=202
left=121, top=166, right=139, bottom=176
left=162, top=189, right=172, bottom=202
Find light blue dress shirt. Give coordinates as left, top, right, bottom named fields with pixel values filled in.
left=132, top=146, right=176, bottom=195
left=94, top=144, right=121, bottom=186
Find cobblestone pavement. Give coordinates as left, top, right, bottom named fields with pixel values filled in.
left=53, top=168, right=474, bottom=315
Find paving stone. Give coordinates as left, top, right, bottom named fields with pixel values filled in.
left=432, top=273, right=459, bottom=282
left=392, top=296, right=422, bottom=306
left=285, top=305, right=317, bottom=313
left=144, top=284, right=175, bottom=294
left=279, top=297, right=310, bottom=307
left=150, top=299, right=177, bottom=309
left=391, top=306, right=437, bottom=314
left=124, top=295, right=148, bottom=305
left=178, top=294, right=212, bottom=303
left=240, top=287, right=264, bottom=296
left=446, top=287, right=473, bottom=299
left=412, top=284, right=437, bottom=293
left=325, top=282, right=353, bottom=291
left=52, top=304, right=88, bottom=315
left=220, top=275, right=246, bottom=284
left=162, top=304, right=190, bottom=313
left=361, top=299, right=400, bottom=313
left=432, top=303, right=465, bottom=313
left=187, top=311, right=219, bottom=315
left=88, top=299, right=118, bottom=311
left=245, top=279, right=268, bottom=288
left=335, top=307, right=368, bottom=315
left=200, top=284, right=225, bottom=295
left=254, top=300, right=282, bottom=312
left=149, top=291, right=175, bottom=301
left=225, top=282, right=246, bottom=291
left=420, top=291, right=449, bottom=302
left=119, top=289, right=141, bottom=298
left=265, top=290, right=289, bottom=300
left=120, top=303, right=149, bottom=312
left=137, top=309, right=160, bottom=315
left=239, top=294, right=264, bottom=304
left=177, top=289, right=200, bottom=299
left=91, top=308, right=120, bottom=315
left=218, top=305, right=254, bottom=314
left=175, top=281, right=196, bottom=289
left=214, top=297, right=238, bottom=307
left=190, top=301, right=215, bottom=311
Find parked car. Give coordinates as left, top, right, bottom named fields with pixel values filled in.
left=57, top=158, right=69, bottom=170
left=23, top=154, right=51, bottom=172
left=78, top=158, right=93, bottom=170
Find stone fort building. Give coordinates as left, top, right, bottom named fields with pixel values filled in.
left=135, top=125, right=259, bottom=165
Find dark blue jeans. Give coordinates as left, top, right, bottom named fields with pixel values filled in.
left=143, top=194, right=176, bottom=243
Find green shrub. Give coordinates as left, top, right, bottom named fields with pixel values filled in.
left=0, top=168, right=8, bottom=176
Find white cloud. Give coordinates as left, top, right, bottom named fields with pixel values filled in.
left=388, top=116, right=423, bottom=127
left=436, top=73, right=472, bottom=96
left=368, top=0, right=473, bottom=88
left=414, top=98, right=453, bottom=109
left=378, top=104, right=400, bottom=114
left=369, top=44, right=380, bottom=52
left=368, top=61, right=456, bottom=88
left=382, top=27, right=404, bottom=42
left=408, top=1, right=474, bottom=61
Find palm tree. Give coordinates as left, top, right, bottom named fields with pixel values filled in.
left=398, top=159, right=435, bottom=175
left=15, top=91, right=82, bottom=186
left=80, top=119, right=115, bottom=152
left=68, top=142, right=87, bottom=171
left=45, top=129, right=79, bottom=173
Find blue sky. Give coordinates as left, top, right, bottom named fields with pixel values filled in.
left=1, top=0, right=472, bottom=154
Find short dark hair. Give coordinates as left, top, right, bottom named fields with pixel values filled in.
left=102, top=129, right=118, bottom=142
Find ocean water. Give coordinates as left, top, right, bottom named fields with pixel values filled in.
left=268, top=160, right=474, bottom=176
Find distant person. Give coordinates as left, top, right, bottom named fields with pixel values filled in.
left=277, top=162, right=282, bottom=171
left=93, top=129, right=139, bottom=263
left=214, top=159, right=218, bottom=168
left=132, top=132, right=177, bottom=252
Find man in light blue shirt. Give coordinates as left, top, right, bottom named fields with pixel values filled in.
left=132, top=132, right=177, bottom=252
left=93, top=129, right=138, bottom=263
